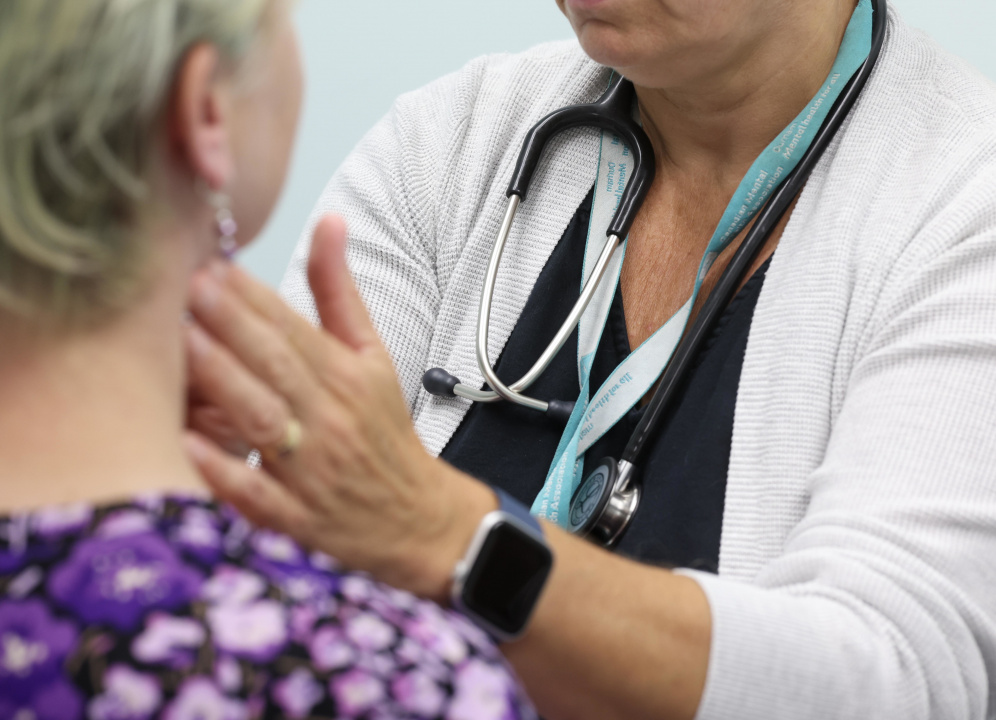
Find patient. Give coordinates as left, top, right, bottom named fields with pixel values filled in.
left=0, top=1, right=533, bottom=717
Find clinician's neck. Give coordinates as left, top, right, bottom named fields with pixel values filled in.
left=0, top=226, right=208, bottom=513
left=634, top=1, right=856, bottom=183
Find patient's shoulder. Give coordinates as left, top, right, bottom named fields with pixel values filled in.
left=0, top=495, right=534, bottom=719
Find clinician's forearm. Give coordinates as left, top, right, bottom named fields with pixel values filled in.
left=503, top=527, right=711, bottom=720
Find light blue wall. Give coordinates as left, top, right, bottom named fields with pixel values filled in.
left=240, top=0, right=573, bottom=287
left=894, top=0, right=995, bottom=74
left=241, top=0, right=996, bottom=288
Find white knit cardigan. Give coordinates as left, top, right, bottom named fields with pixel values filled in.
left=281, top=9, right=996, bottom=719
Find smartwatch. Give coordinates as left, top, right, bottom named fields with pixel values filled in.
left=451, top=488, right=554, bottom=642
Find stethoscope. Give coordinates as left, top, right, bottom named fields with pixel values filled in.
left=424, top=0, right=887, bottom=548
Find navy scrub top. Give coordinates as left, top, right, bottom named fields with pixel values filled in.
left=440, top=188, right=769, bottom=571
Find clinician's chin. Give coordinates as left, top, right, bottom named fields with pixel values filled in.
left=563, top=0, right=614, bottom=10
left=573, top=25, right=651, bottom=74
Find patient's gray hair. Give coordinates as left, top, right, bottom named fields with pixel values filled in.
left=0, top=0, right=270, bottom=327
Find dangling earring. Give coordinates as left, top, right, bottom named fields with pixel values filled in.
left=209, top=191, right=239, bottom=260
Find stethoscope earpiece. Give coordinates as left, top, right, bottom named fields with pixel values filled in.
left=545, top=400, right=575, bottom=424
left=422, top=368, right=460, bottom=398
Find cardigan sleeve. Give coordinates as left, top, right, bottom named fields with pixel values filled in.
left=279, top=59, right=489, bottom=413
left=682, top=203, right=996, bottom=720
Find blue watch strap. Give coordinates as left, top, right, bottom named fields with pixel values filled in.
left=493, top=487, right=544, bottom=536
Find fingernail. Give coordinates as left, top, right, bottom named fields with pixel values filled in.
left=191, top=272, right=220, bottom=313
left=186, top=324, right=211, bottom=357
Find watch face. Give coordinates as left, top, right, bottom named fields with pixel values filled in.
left=461, top=520, right=553, bottom=638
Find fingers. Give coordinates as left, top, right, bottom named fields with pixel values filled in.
left=189, top=266, right=317, bottom=409
left=185, top=322, right=296, bottom=455
left=308, top=215, right=380, bottom=350
left=187, top=403, right=252, bottom=458
left=184, top=432, right=313, bottom=542
left=220, top=261, right=339, bottom=372
left=191, top=258, right=363, bottom=407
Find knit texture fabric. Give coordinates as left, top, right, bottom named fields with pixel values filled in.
left=281, top=9, right=996, bottom=718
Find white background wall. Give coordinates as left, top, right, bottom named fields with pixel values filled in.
left=241, top=0, right=996, bottom=288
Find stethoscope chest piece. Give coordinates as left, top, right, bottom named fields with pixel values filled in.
left=568, top=458, right=640, bottom=548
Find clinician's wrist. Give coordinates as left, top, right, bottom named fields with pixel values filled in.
left=394, top=459, right=498, bottom=605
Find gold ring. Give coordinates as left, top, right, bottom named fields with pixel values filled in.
left=273, top=417, right=302, bottom=458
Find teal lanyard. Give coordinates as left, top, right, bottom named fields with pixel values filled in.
left=532, top=0, right=874, bottom=527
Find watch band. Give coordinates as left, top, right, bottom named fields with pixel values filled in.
left=493, top=487, right=543, bottom=536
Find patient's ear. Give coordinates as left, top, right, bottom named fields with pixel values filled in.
left=167, top=44, right=234, bottom=191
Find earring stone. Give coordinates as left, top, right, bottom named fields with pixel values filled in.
left=212, top=197, right=239, bottom=260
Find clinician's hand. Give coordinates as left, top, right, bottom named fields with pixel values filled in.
left=183, top=215, right=496, bottom=602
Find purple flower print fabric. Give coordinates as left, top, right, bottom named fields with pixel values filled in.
left=0, top=496, right=536, bottom=719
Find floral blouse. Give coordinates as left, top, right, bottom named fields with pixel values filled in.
left=0, top=495, right=536, bottom=720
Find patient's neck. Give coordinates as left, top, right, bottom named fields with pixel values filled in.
left=0, top=236, right=206, bottom=513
